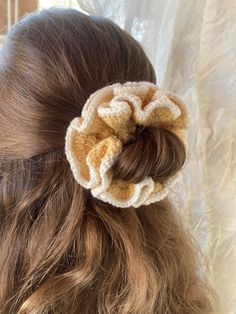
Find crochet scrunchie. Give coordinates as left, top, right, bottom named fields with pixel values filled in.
left=65, top=81, right=191, bottom=208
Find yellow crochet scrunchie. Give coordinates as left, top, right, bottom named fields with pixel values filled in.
left=65, top=81, right=191, bottom=208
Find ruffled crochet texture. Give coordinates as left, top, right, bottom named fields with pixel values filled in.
left=65, top=81, right=191, bottom=208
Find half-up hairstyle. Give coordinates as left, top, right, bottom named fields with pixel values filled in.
left=0, top=8, right=214, bottom=314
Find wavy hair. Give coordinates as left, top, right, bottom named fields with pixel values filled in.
left=0, top=8, right=214, bottom=314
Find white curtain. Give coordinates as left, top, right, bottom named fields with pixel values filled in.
left=77, top=1, right=236, bottom=313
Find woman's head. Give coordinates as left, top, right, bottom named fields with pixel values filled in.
left=0, top=8, right=213, bottom=314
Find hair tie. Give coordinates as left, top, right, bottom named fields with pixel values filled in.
left=65, top=81, right=191, bottom=208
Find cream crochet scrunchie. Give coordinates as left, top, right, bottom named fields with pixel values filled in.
left=65, top=81, right=191, bottom=208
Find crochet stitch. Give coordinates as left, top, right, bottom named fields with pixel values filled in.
left=65, top=81, right=191, bottom=208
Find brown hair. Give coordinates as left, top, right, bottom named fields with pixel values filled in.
left=0, top=8, right=214, bottom=314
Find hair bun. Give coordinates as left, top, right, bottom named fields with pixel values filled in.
left=112, top=125, right=186, bottom=184
left=65, top=81, right=191, bottom=208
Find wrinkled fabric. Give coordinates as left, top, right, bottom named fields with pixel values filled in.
left=78, top=1, right=236, bottom=313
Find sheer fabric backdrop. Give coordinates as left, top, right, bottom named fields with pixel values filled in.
left=77, top=1, right=236, bottom=313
